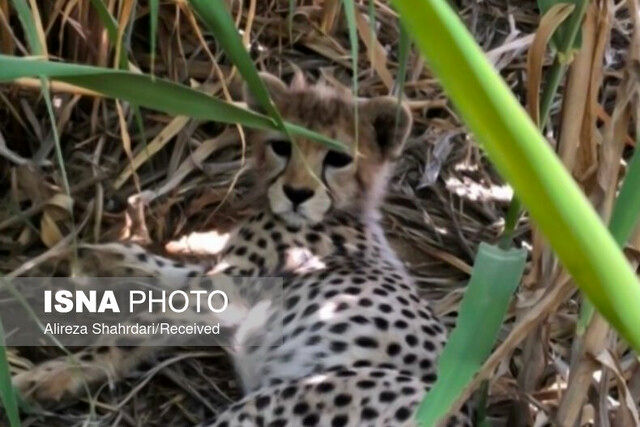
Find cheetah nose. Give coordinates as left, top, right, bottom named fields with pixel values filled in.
left=283, top=185, right=314, bottom=206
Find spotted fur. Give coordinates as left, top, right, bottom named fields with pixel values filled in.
left=13, top=74, right=471, bottom=426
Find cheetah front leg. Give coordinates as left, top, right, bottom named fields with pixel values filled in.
left=79, top=242, right=211, bottom=281
left=13, top=243, right=208, bottom=403
left=13, top=239, right=264, bottom=404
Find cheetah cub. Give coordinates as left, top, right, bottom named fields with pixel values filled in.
left=14, top=74, right=472, bottom=426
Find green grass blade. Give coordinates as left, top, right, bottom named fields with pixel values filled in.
left=149, top=0, right=158, bottom=75
left=394, top=22, right=410, bottom=99
left=188, top=0, right=287, bottom=133
left=0, top=319, right=20, bottom=427
left=87, top=0, right=135, bottom=68
left=499, top=196, right=522, bottom=249
left=393, top=21, right=410, bottom=143
left=9, top=0, right=42, bottom=55
left=393, top=0, right=640, bottom=351
left=88, top=0, right=118, bottom=43
left=187, top=1, right=348, bottom=151
left=87, top=0, right=146, bottom=147
left=42, top=82, right=72, bottom=198
left=0, top=56, right=345, bottom=150
left=341, top=0, right=358, bottom=96
left=417, top=243, right=527, bottom=425
left=609, top=146, right=640, bottom=246
left=538, top=0, right=588, bottom=128
left=9, top=0, right=74, bottom=221
left=579, top=142, right=640, bottom=330
left=283, top=123, right=351, bottom=152
left=87, top=0, right=128, bottom=68
left=288, top=0, right=295, bottom=40
left=340, top=0, right=359, bottom=145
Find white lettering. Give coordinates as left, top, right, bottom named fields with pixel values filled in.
left=129, top=290, right=146, bottom=312
left=207, top=290, right=228, bottom=313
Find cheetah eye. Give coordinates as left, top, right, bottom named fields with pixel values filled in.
left=324, top=150, right=353, bottom=168
left=269, top=139, right=292, bottom=157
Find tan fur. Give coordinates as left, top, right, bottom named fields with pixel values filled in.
left=13, top=346, right=149, bottom=401
left=246, top=73, right=412, bottom=225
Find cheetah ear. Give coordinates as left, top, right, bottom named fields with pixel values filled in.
left=242, top=72, right=289, bottom=113
left=361, top=97, right=412, bottom=160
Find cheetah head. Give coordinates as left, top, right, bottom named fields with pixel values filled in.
left=244, top=73, right=412, bottom=226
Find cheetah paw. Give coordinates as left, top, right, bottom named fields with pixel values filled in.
left=12, top=358, right=97, bottom=403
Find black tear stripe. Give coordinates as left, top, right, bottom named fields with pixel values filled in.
left=320, top=168, right=337, bottom=210
left=267, top=165, right=288, bottom=187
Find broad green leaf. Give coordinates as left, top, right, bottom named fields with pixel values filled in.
left=0, top=56, right=272, bottom=127
left=0, top=56, right=346, bottom=151
left=393, top=0, right=640, bottom=355
left=0, top=319, right=20, bottom=427
left=188, top=0, right=287, bottom=134
left=417, top=243, right=527, bottom=425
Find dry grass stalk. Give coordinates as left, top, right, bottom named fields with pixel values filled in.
left=557, top=0, right=638, bottom=424
left=512, top=7, right=583, bottom=423
left=354, top=10, right=394, bottom=91
left=525, top=2, right=575, bottom=127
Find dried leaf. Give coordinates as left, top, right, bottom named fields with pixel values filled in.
left=44, top=193, right=73, bottom=213
left=40, top=211, right=63, bottom=247
left=558, top=3, right=598, bottom=172
left=355, top=11, right=393, bottom=90
left=594, top=350, right=640, bottom=427
left=526, top=3, right=575, bottom=126
left=320, top=0, right=341, bottom=34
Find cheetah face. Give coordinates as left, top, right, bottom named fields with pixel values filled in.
left=262, top=136, right=354, bottom=226
left=244, top=73, right=412, bottom=226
